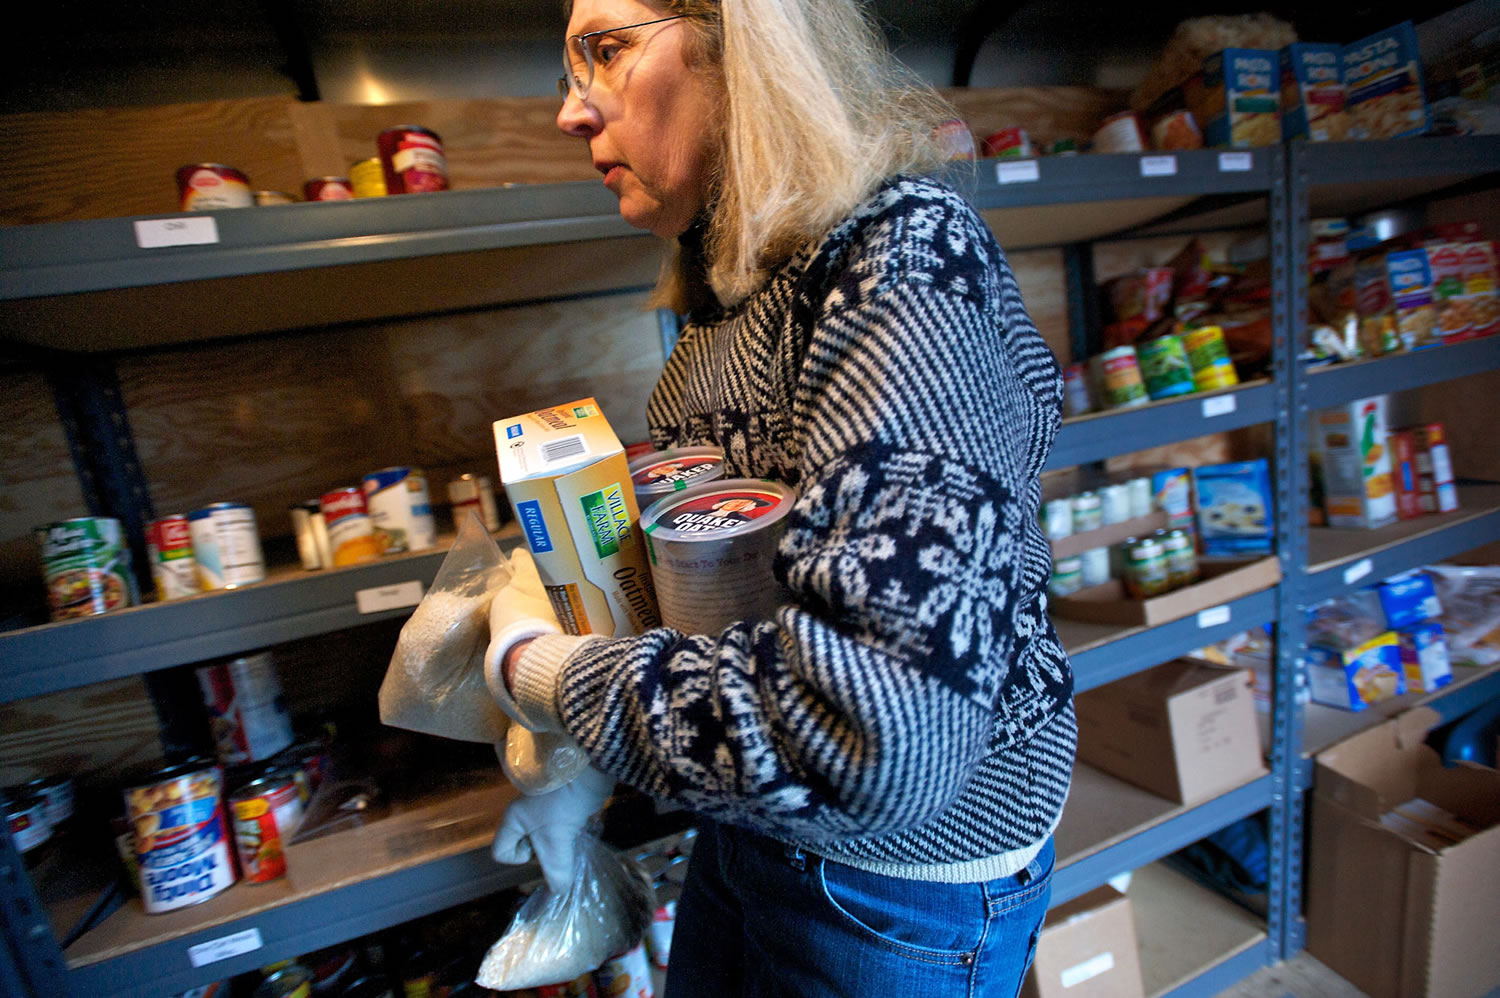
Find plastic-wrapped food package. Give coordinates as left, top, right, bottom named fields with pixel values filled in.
left=1426, top=564, right=1500, bottom=666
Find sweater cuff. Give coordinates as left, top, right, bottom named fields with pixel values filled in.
left=511, top=633, right=604, bottom=732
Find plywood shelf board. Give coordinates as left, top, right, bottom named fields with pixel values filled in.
left=1306, top=484, right=1500, bottom=575
left=1130, top=863, right=1267, bottom=998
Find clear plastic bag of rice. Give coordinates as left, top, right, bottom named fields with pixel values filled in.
left=477, top=823, right=655, bottom=990
left=379, top=511, right=513, bottom=743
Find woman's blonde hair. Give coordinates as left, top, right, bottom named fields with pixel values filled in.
left=565, top=0, right=959, bottom=311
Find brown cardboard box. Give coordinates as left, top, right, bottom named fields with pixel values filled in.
left=1021, top=886, right=1145, bottom=998
left=1075, top=660, right=1267, bottom=804
left=1050, top=556, right=1281, bottom=627
left=1306, top=708, right=1500, bottom=998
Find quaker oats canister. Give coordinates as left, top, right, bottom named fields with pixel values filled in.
left=639, top=479, right=796, bottom=635
left=628, top=446, right=726, bottom=510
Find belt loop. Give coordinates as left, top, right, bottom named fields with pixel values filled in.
left=785, top=844, right=806, bottom=871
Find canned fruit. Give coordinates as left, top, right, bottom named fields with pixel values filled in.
left=378, top=126, right=449, bottom=194
left=36, top=517, right=137, bottom=620
left=1125, top=536, right=1170, bottom=598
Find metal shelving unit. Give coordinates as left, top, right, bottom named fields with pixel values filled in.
left=2, top=135, right=1498, bottom=997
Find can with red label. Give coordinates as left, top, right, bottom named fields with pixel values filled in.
left=146, top=514, right=200, bottom=601
left=377, top=125, right=449, bottom=194
left=593, top=942, right=653, bottom=998
left=628, top=446, right=726, bottom=510
left=981, top=128, right=1034, bottom=159
left=640, top=479, right=797, bottom=635
left=196, top=650, right=295, bottom=766
left=303, top=177, right=355, bottom=202
left=229, top=772, right=302, bottom=882
left=5, top=793, right=52, bottom=854
left=176, top=164, right=254, bottom=211
left=320, top=487, right=382, bottom=566
left=124, top=760, right=237, bottom=913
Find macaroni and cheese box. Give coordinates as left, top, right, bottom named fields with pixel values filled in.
left=1314, top=395, right=1397, bottom=529
left=1386, top=249, right=1440, bottom=350
left=1193, top=460, right=1275, bottom=556
left=495, top=398, right=660, bottom=637
left=1343, top=21, right=1430, bottom=139
left=1190, top=48, right=1283, bottom=148
left=1281, top=42, right=1349, bottom=141
left=1307, top=630, right=1405, bottom=711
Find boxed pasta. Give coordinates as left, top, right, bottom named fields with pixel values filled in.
left=1189, top=48, right=1283, bottom=147
left=1193, top=459, right=1275, bottom=556
left=1459, top=240, right=1499, bottom=338
left=1386, top=249, right=1441, bottom=350
left=1314, top=395, right=1397, bottom=529
left=1343, top=21, right=1430, bottom=140
left=1281, top=43, right=1349, bottom=141
left=494, top=398, right=660, bottom=637
left=1307, top=628, right=1405, bottom=710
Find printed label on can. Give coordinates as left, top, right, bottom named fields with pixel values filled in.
left=148, top=515, right=200, bottom=600
left=36, top=517, right=136, bottom=620
left=125, top=766, right=237, bottom=912
left=593, top=943, right=652, bottom=998
left=196, top=652, right=294, bottom=765
left=657, top=489, right=784, bottom=535
left=363, top=468, right=437, bottom=554
left=631, top=456, right=724, bottom=491
left=230, top=777, right=301, bottom=882
left=178, top=165, right=254, bottom=211
left=189, top=505, right=266, bottom=589
left=320, top=489, right=381, bottom=566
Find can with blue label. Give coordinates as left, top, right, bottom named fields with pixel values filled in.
left=189, top=503, right=266, bottom=590
left=362, top=467, right=437, bottom=554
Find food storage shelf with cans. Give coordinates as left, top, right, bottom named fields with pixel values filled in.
left=1303, top=483, right=1500, bottom=603
left=1045, top=380, right=1275, bottom=470
left=0, top=522, right=524, bottom=705
left=1305, top=333, right=1500, bottom=408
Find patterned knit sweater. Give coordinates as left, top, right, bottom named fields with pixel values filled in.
left=510, top=174, right=1076, bottom=882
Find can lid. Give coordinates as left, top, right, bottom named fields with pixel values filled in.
left=628, top=447, right=726, bottom=495
left=640, top=479, right=796, bottom=542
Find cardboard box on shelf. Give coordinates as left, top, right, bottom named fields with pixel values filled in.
left=1314, top=395, right=1397, bottom=529
left=1397, top=621, right=1454, bottom=693
left=1021, top=885, right=1146, bottom=998
left=1376, top=570, right=1443, bottom=629
left=1188, top=48, right=1283, bottom=148
left=1281, top=42, right=1349, bottom=141
left=1050, top=556, right=1281, bottom=628
left=1342, top=21, right=1430, bottom=140
left=1388, top=431, right=1424, bottom=520
left=1074, top=660, right=1267, bottom=804
left=494, top=398, right=660, bottom=637
left=1306, top=708, right=1500, bottom=998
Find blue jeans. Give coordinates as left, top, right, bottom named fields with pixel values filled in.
left=663, top=821, right=1054, bottom=998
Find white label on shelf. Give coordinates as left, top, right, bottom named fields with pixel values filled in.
left=1060, top=951, right=1116, bottom=988
left=1140, top=155, right=1177, bottom=177
left=188, top=927, right=263, bottom=967
left=1198, top=605, right=1232, bottom=629
left=1218, top=151, right=1253, bottom=172
left=356, top=580, right=426, bottom=614
left=1343, top=558, right=1374, bottom=586
left=133, top=216, right=220, bottom=249
left=997, top=160, right=1040, bottom=184
left=1202, top=394, right=1238, bottom=418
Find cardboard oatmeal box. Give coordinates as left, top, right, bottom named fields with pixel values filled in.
left=1281, top=42, right=1349, bottom=141
left=1343, top=21, right=1430, bottom=139
left=495, top=398, right=660, bottom=637
left=1190, top=48, right=1283, bottom=148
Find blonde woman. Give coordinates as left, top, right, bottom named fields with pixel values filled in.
left=486, top=1, right=1075, bottom=993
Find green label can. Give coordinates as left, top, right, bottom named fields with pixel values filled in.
left=1124, top=535, right=1170, bottom=598
left=35, top=517, right=138, bottom=621
left=1049, top=557, right=1083, bottom=597
left=1136, top=335, right=1197, bottom=400
left=1183, top=325, right=1240, bottom=392
left=1161, top=528, right=1199, bottom=589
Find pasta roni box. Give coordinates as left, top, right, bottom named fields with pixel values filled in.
left=495, top=398, right=660, bottom=636
left=1281, top=42, right=1349, bottom=141
left=1343, top=21, right=1429, bottom=139
left=1189, top=48, right=1282, bottom=148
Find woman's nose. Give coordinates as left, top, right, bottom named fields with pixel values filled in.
left=557, top=91, right=602, bottom=138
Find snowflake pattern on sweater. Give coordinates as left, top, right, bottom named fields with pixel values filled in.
left=559, top=175, right=1075, bottom=874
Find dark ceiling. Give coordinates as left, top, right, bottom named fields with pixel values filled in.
left=0, top=0, right=1478, bottom=114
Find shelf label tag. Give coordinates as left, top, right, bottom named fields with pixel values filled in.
left=1060, top=952, right=1116, bottom=989
left=1343, top=558, right=1374, bottom=586
left=997, top=160, right=1040, bottom=185
left=1140, top=155, right=1177, bottom=177
left=1197, top=605, right=1232, bottom=629
left=134, top=216, right=220, bottom=249
left=188, top=927, right=263, bottom=967
left=1218, top=151, right=1253, bottom=172
left=356, top=580, right=425, bottom=614
left=1202, top=394, right=1238, bottom=418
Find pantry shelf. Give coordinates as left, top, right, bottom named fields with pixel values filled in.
left=1298, top=135, right=1500, bottom=218
left=1303, top=484, right=1500, bottom=603
left=1132, top=863, right=1269, bottom=998
left=1305, top=335, right=1500, bottom=409
left=60, top=779, right=527, bottom=998
left=1057, top=587, right=1278, bottom=694
left=0, top=526, right=524, bottom=705
left=1052, top=764, right=1272, bottom=907
left=1045, top=380, right=1275, bottom=470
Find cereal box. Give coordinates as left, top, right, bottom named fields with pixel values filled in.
left=1385, top=249, right=1440, bottom=350
left=1343, top=21, right=1429, bottom=140
left=1193, top=459, right=1275, bottom=556
left=1282, top=43, right=1349, bottom=141
left=495, top=398, right=661, bottom=637
left=1191, top=49, right=1283, bottom=148
left=1388, top=430, right=1423, bottom=520
left=1314, top=395, right=1397, bottom=529
left=1307, top=631, right=1405, bottom=711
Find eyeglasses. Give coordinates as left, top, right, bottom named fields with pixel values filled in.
left=558, top=14, right=686, bottom=102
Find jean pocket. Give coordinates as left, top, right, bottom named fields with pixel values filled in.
left=816, top=859, right=986, bottom=964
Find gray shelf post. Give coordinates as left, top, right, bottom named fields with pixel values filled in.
left=0, top=826, right=70, bottom=997
left=1268, top=139, right=1310, bottom=960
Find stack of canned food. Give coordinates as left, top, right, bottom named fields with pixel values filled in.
left=1044, top=474, right=1201, bottom=600
left=1061, top=324, right=1241, bottom=417
left=3, top=774, right=75, bottom=862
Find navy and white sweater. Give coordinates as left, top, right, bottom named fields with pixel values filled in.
left=510, top=175, right=1076, bottom=882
